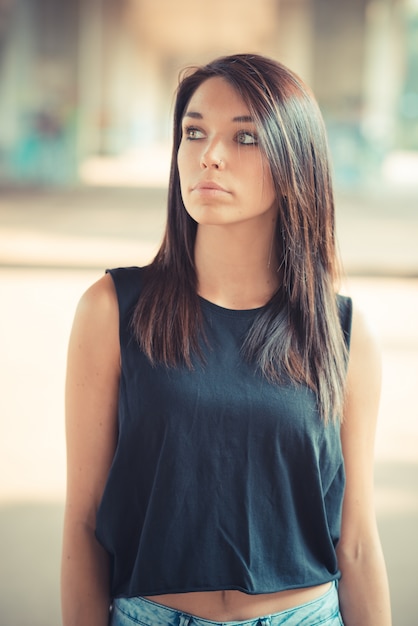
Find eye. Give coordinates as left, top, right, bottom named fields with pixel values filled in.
left=236, top=130, right=258, bottom=145
left=184, top=126, right=205, bottom=140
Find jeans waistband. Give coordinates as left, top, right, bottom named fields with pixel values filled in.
left=111, top=581, right=342, bottom=626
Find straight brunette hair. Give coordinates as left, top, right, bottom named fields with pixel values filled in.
left=132, top=53, right=348, bottom=423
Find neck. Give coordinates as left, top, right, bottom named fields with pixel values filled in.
left=194, top=221, right=280, bottom=310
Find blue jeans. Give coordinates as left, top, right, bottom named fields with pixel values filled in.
left=111, top=582, right=344, bottom=625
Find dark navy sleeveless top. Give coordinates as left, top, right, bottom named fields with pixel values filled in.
left=95, top=266, right=352, bottom=598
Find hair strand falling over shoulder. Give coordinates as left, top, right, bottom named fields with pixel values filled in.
left=132, top=53, right=348, bottom=423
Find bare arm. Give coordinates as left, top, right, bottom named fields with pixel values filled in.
left=61, top=274, right=120, bottom=626
left=337, top=305, right=391, bottom=625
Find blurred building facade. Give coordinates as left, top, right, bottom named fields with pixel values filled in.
left=0, top=0, right=417, bottom=187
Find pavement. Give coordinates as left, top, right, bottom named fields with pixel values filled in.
left=0, top=184, right=417, bottom=625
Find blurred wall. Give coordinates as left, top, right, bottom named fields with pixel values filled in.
left=0, top=0, right=417, bottom=187
left=0, top=0, right=80, bottom=183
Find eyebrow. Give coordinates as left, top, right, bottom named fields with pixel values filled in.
left=183, top=111, right=254, bottom=123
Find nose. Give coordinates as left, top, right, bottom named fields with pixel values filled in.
left=200, top=139, right=225, bottom=170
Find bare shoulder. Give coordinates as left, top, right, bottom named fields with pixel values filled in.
left=65, top=274, right=120, bottom=521
left=75, top=272, right=118, bottom=325
left=342, top=300, right=382, bottom=455
left=349, top=301, right=381, bottom=360
left=66, top=271, right=120, bottom=404
left=69, top=273, right=119, bottom=355
left=346, top=302, right=382, bottom=398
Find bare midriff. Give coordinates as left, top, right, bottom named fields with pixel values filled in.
left=144, top=582, right=332, bottom=621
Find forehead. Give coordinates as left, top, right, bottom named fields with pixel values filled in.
left=184, top=77, right=251, bottom=118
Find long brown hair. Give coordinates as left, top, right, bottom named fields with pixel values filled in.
left=132, top=53, right=347, bottom=422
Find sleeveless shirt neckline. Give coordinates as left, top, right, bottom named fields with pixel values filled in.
left=198, top=294, right=267, bottom=319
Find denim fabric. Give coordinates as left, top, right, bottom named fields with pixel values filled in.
left=111, top=582, right=343, bottom=625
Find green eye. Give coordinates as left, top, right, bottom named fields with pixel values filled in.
left=185, top=127, right=204, bottom=140
left=236, top=131, right=258, bottom=145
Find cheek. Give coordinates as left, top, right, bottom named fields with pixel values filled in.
left=177, top=147, right=189, bottom=190
left=255, top=160, right=276, bottom=202
left=262, top=152, right=274, bottom=181
left=263, top=172, right=276, bottom=202
left=177, top=145, right=184, bottom=174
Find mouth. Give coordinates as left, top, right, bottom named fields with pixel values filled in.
left=192, top=181, right=229, bottom=193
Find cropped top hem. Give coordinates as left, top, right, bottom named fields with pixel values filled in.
left=112, top=572, right=342, bottom=599
left=96, top=266, right=352, bottom=599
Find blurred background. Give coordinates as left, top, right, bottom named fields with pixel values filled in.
left=1, top=0, right=418, bottom=188
left=0, top=0, right=417, bottom=624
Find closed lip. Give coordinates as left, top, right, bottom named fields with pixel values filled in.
left=192, top=181, right=230, bottom=193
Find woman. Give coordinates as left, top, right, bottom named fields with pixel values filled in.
left=61, top=54, right=391, bottom=625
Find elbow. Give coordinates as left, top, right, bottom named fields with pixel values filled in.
left=336, top=530, right=386, bottom=572
left=336, top=538, right=364, bottom=566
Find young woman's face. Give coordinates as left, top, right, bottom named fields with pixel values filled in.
left=177, top=77, right=277, bottom=228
